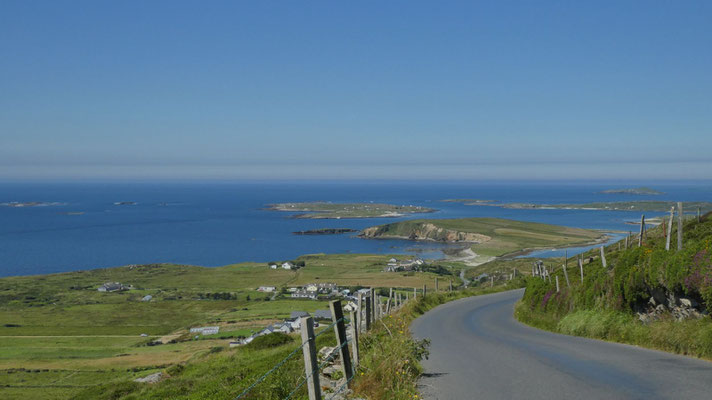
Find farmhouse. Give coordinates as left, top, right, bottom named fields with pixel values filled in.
left=97, top=282, right=128, bottom=292
left=190, top=326, right=220, bottom=335
left=257, top=286, right=276, bottom=293
left=282, top=262, right=294, bottom=270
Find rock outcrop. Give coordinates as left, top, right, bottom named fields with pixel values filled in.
left=636, top=291, right=707, bottom=323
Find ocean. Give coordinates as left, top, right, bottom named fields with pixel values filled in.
left=1, top=180, right=710, bottom=277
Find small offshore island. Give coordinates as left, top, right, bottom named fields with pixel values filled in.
left=292, top=228, right=358, bottom=235
left=599, top=187, right=664, bottom=195
left=446, top=200, right=712, bottom=213
left=268, top=202, right=436, bottom=219
left=1, top=201, right=65, bottom=207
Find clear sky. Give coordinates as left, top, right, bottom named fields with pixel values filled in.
left=1, top=1, right=711, bottom=180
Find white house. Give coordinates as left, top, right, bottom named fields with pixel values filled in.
left=189, top=326, right=220, bottom=335
left=282, top=262, right=294, bottom=270
left=269, top=264, right=278, bottom=269
left=257, top=286, right=276, bottom=293
left=98, top=282, right=128, bottom=292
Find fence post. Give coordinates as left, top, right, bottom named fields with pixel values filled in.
left=364, top=296, right=371, bottom=331
left=356, top=293, right=363, bottom=333
left=349, top=310, right=359, bottom=368
left=600, top=246, right=607, bottom=268
left=491, top=276, right=494, bottom=287
left=413, top=287, right=417, bottom=300
left=698, top=207, right=701, bottom=223
left=387, top=288, right=393, bottom=314
left=578, top=255, right=584, bottom=283
left=369, top=288, right=375, bottom=326
left=423, top=284, right=427, bottom=298
left=677, top=202, right=683, bottom=251
left=449, top=280, right=453, bottom=292
left=638, top=215, right=645, bottom=247
left=435, top=277, right=439, bottom=292
left=563, top=250, right=570, bottom=287
left=555, top=276, right=560, bottom=293
left=300, top=317, right=322, bottom=400
left=329, top=300, right=353, bottom=383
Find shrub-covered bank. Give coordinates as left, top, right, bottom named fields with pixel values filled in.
left=516, top=212, right=712, bottom=359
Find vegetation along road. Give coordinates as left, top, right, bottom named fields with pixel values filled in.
left=411, top=290, right=712, bottom=400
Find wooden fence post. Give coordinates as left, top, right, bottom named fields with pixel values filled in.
left=329, top=300, right=353, bottom=382
left=578, top=255, right=584, bottom=283
left=386, top=288, right=393, bottom=314
left=625, top=235, right=629, bottom=250
left=600, top=246, right=607, bottom=268
left=300, top=317, right=322, bottom=400
left=665, top=207, right=675, bottom=251
left=364, top=296, right=371, bottom=331
left=563, top=250, right=570, bottom=287
left=349, top=310, right=359, bottom=368
left=638, top=215, right=645, bottom=247
left=356, top=293, right=363, bottom=333
left=677, top=202, right=683, bottom=251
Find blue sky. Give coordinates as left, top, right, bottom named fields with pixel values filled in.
left=1, top=1, right=711, bottom=180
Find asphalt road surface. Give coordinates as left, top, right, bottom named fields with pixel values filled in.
left=411, top=289, right=712, bottom=400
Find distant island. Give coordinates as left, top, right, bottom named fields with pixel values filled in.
left=114, top=201, right=137, bottom=206
left=599, top=187, right=664, bottom=195
left=1, top=201, right=64, bottom=207
left=441, top=199, right=496, bottom=205
left=292, top=228, right=357, bottom=235
left=268, top=202, right=436, bottom=219
left=454, top=200, right=712, bottom=213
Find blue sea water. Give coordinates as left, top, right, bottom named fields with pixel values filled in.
left=1, top=181, right=710, bottom=277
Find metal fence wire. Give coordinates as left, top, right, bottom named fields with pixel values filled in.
left=233, top=317, right=346, bottom=400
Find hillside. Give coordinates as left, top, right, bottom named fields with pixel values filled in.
left=360, top=218, right=604, bottom=259
left=517, top=212, right=712, bottom=358
left=0, top=254, right=450, bottom=400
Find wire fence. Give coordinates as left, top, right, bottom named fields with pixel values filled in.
left=234, top=317, right=346, bottom=400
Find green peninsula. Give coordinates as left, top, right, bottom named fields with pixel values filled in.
left=268, top=202, right=435, bottom=219
left=359, top=218, right=605, bottom=262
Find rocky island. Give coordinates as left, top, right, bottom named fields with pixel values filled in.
left=292, top=228, right=358, bottom=235
left=268, top=202, right=436, bottom=219
left=1, top=201, right=64, bottom=207
left=453, top=200, right=712, bottom=213
left=599, top=187, right=664, bottom=195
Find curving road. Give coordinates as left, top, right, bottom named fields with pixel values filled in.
left=411, top=289, right=712, bottom=400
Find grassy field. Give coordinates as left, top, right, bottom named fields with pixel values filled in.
left=360, top=217, right=604, bottom=258
left=267, top=202, right=435, bottom=218
left=0, top=253, right=451, bottom=399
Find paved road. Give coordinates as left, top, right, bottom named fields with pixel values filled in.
left=411, top=289, right=712, bottom=400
